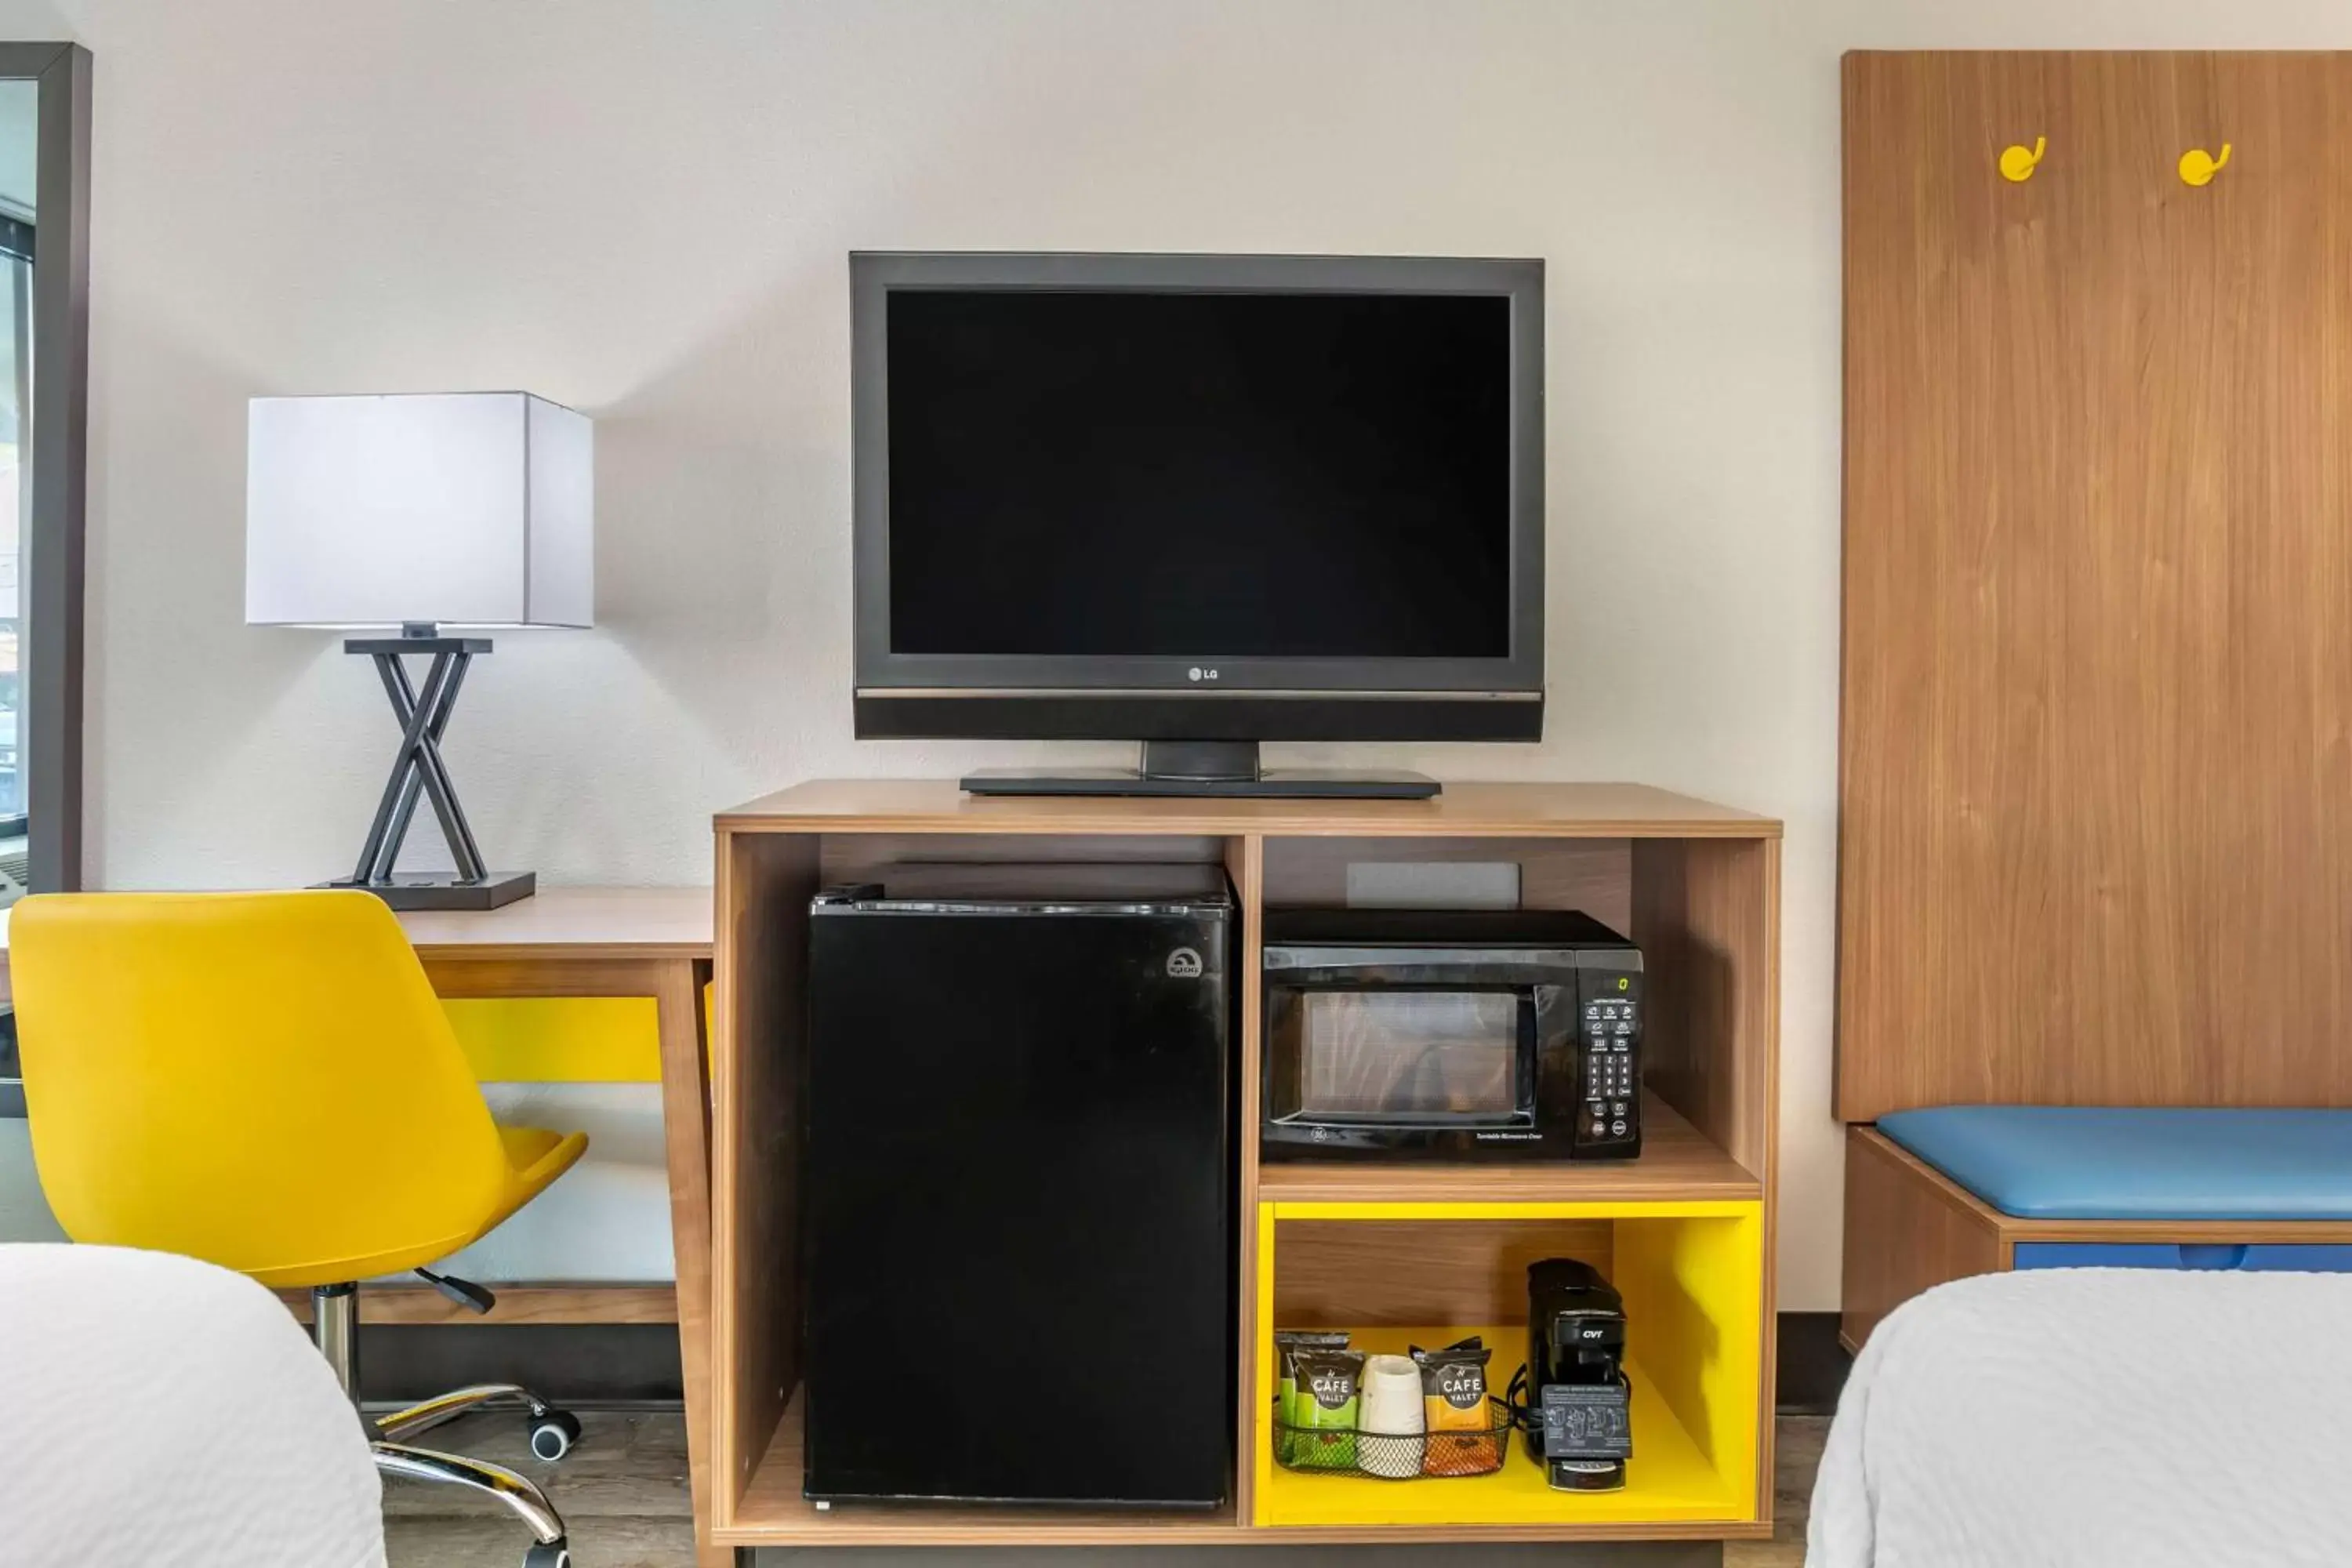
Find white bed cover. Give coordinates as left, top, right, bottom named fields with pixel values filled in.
left=1811, top=1268, right=2352, bottom=1568
left=0, top=1243, right=384, bottom=1568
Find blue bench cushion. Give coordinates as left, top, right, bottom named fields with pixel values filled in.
left=1875, top=1105, right=2352, bottom=1221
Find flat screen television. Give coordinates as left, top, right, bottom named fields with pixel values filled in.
left=850, top=252, right=1544, bottom=797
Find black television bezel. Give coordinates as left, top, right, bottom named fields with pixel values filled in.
left=850, top=251, right=1545, bottom=743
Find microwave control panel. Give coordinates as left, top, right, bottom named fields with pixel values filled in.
left=1575, top=971, right=1642, bottom=1156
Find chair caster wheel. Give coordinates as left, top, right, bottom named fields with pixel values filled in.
left=528, top=1409, right=582, bottom=1461
left=521, top=1542, right=570, bottom=1568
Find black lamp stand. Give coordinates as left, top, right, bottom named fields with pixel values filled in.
left=325, top=624, right=535, bottom=911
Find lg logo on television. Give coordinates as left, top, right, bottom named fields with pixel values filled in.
left=1187, top=666, right=1220, bottom=682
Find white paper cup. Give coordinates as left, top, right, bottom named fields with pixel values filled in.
left=1357, top=1354, right=1427, bottom=1478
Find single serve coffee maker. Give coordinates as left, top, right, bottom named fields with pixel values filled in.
left=1520, top=1258, right=1632, bottom=1490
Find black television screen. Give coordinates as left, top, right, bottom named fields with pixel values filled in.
left=883, top=289, right=1513, bottom=661
left=850, top=252, right=1544, bottom=771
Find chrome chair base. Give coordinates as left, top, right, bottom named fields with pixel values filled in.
left=376, top=1380, right=579, bottom=1459
left=312, top=1283, right=573, bottom=1557
left=374, top=1439, right=566, bottom=1544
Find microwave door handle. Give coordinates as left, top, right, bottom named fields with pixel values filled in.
left=1519, top=993, right=1542, bottom=1115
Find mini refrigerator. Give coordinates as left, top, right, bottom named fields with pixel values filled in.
left=802, top=864, right=1234, bottom=1508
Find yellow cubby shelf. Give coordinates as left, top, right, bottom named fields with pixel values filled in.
left=1253, top=1200, right=1765, bottom=1532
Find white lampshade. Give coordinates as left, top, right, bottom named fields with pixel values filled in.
left=245, top=392, right=593, bottom=628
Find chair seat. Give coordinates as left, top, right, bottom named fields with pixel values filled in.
left=245, top=1125, right=589, bottom=1289
left=1877, top=1105, right=2352, bottom=1221
left=487, top=1126, right=590, bottom=1234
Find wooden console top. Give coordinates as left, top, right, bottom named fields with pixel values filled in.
left=717, top=778, right=1780, bottom=837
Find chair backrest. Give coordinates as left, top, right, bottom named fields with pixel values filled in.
left=11, top=890, right=509, bottom=1275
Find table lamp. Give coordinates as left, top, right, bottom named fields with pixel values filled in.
left=245, top=392, right=593, bottom=910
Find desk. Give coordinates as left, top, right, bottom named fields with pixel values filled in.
left=0, top=887, right=725, bottom=1568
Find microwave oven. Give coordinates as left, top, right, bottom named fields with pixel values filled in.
left=1261, top=908, right=1642, bottom=1160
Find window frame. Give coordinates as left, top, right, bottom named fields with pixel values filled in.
left=0, top=212, right=33, bottom=837
left=0, top=43, right=89, bottom=891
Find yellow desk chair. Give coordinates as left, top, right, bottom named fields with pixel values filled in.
left=12, top=890, right=591, bottom=1568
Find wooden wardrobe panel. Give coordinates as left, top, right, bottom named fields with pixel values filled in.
left=1840, top=53, right=2352, bottom=1118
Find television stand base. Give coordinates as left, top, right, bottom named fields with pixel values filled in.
left=961, top=741, right=1440, bottom=800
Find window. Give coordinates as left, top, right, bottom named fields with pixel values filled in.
left=0, top=67, right=40, bottom=907
left=0, top=215, right=28, bottom=831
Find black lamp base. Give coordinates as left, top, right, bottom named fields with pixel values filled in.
left=336, top=630, right=535, bottom=910
left=321, top=870, right=537, bottom=912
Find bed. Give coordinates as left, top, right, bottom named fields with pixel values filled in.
left=1810, top=1267, right=2352, bottom=1567
left=0, top=1243, right=385, bottom=1568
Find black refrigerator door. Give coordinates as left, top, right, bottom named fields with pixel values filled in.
left=804, top=902, right=1232, bottom=1507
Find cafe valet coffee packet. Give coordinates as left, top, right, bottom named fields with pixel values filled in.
left=1286, top=1346, right=1367, bottom=1471
left=1411, top=1335, right=1501, bottom=1474
left=1275, top=1331, right=1352, bottom=1414
left=1274, top=1330, right=1352, bottom=1465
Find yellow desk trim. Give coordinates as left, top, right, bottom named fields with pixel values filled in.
left=443, top=996, right=662, bottom=1083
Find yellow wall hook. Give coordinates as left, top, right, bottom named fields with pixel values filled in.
left=2179, top=143, right=2231, bottom=187
left=1998, top=136, right=2047, bottom=183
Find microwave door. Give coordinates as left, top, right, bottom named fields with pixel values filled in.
left=1278, top=985, right=1534, bottom=1130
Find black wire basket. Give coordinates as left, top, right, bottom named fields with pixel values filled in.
left=1272, top=1397, right=1517, bottom=1479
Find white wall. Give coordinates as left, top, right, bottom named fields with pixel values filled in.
left=1, top=0, right=2347, bottom=1306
